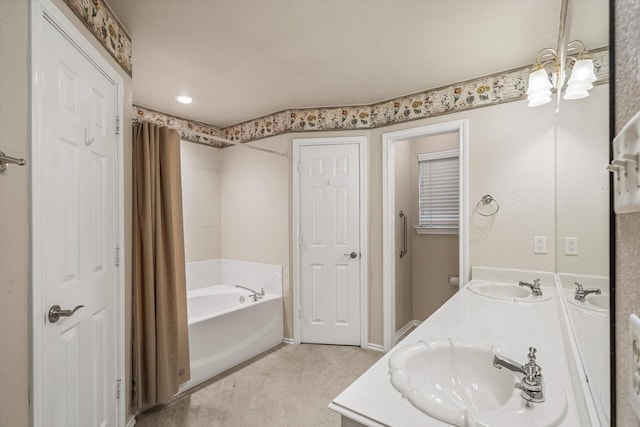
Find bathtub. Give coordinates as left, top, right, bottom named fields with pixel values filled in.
left=178, top=284, right=283, bottom=393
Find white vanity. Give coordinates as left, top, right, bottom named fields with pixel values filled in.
left=329, top=268, right=605, bottom=427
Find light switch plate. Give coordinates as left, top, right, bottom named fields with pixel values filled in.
left=630, top=313, right=640, bottom=421
left=565, top=237, right=578, bottom=256
left=533, top=236, right=547, bottom=254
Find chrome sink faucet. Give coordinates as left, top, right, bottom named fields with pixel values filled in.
left=236, top=285, right=265, bottom=302
left=493, top=347, right=545, bottom=403
left=574, top=282, right=601, bottom=301
left=519, top=279, right=543, bottom=296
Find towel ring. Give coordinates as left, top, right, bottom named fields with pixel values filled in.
left=476, top=194, right=499, bottom=217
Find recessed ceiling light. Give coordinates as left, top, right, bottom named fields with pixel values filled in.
left=175, top=95, right=195, bottom=104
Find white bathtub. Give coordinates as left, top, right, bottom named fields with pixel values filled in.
left=178, top=284, right=283, bottom=393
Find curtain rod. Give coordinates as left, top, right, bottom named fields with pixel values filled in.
left=186, top=129, right=288, bottom=159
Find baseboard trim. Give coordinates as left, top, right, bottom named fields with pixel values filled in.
left=394, top=320, right=422, bottom=342
left=126, top=416, right=136, bottom=427
left=283, top=337, right=295, bottom=345
left=367, top=343, right=385, bottom=352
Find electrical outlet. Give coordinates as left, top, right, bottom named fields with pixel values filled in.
left=533, top=236, right=547, bottom=254
left=565, top=237, right=579, bottom=256
left=630, top=314, right=640, bottom=421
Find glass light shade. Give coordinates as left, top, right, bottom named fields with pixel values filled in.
left=526, top=69, right=553, bottom=98
left=563, top=88, right=589, bottom=100
left=527, top=93, right=552, bottom=107
left=567, top=59, right=596, bottom=86
left=563, top=81, right=594, bottom=100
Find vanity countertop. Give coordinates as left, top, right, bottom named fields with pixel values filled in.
left=329, top=280, right=582, bottom=426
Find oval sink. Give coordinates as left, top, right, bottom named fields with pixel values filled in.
left=586, top=294, right=609, bottom=311
left=388, top=339, right=567, bottom=426
left=466, top=280, right=552, bottom=302
left=567, top=293, right=609, bottom=313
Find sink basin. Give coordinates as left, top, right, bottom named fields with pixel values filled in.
left=466, top=280, right=552, bottom=302
left=585, top=294, right=609, bottom=311
left=388, top=339, right=567, bottom=426
left=567, top=293, right=609, bottom=313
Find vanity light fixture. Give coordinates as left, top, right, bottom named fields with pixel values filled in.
left=526, top=40, right=596, bottom=108
left=174, top=95, right=196, bottom=104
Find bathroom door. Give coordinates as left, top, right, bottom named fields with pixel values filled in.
left=36, top=12, right=120, bottom=426
left=299, top=143, right=361, bottom=345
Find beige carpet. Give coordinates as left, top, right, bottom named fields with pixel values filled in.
left=135, top=343, right=383, bottom=427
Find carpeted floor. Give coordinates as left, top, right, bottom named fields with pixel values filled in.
left=135, top=343, right=383, bottom=427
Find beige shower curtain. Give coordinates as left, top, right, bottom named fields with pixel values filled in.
left=132, top=122, right=190, bottom=409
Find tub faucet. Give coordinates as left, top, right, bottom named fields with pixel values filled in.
left=519, top=279, right=543, bottom=296
left=236, top=285, right=265, bottom=302
left=493, top=347, right=545, bottom=403
left=574, top=282, right=601, bottom=301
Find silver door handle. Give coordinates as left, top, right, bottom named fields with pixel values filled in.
left=48, top=304, right=84, bottom=323
left=344, top=251, right=358, bottom=259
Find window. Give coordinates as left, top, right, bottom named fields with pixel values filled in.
left=417, top=149, right=459, bottom=234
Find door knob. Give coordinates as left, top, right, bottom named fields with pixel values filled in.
left=48, top=304, right=84, bottom=323
left=344, top=251, right=358, bottom=259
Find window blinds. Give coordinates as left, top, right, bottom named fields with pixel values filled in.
left=418, top=150, right=459, bottom=232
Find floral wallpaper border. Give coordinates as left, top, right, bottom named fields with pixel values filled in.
left=133, top=106, right=226, bottom=148
left=222, top=48, right=609, bottom=144
left=62, top=0, right=133, bottom=76
left=134, top=48, right=608, bottom=146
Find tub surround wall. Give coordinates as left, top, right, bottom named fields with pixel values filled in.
left=186, top=259, right=283, bottom=297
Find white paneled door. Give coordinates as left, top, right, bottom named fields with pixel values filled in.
left=39, top=15, right=119, bottom=426
left=299, top=144, right=361, bottom=345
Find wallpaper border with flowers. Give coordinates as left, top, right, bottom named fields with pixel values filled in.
left=222, top=48, right=608, bottom=143
left=62, top=0, right=133, bottom=76
left=134, top=47, right=608, bottom=146
left=134, top=106, right=226, bottom=148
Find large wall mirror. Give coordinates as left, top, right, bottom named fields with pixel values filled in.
left=555, top=1, right=610, bottom=424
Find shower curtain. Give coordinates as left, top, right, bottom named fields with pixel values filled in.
left=132, top=122, right=190, bottom=408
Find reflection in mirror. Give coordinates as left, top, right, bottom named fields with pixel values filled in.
left=555, top=0, right=609, bottom=424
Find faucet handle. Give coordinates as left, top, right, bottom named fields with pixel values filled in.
left=533, top=279, right=541, bottom=287
left=527, top=347, right=537, bottom=362
left=574, top=282, right=584, bottom=292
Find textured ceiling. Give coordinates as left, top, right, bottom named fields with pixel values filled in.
left=107, top=0, right=608, bottom=128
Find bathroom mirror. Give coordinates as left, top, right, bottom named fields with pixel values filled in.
left=554, top=1, right=610, bottom=424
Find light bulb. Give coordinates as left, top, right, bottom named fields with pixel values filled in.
left=175, top=95, right=196, bottom=104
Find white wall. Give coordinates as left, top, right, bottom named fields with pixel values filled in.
left=556, top=85, right=609, bottom=276
left=219, top=137, right=292, bottom=335
left=181, top=141, right=221, bottom=262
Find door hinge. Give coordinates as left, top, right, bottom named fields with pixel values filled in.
left=115, top=116, right=121, bottom=136
left=298, top=162, right=302, bottom=173
left=115, top=247, right=120, bottom=266
left=116, top=379, right=121, bottom=399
